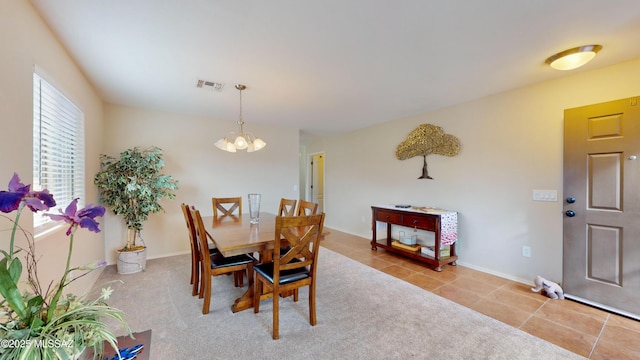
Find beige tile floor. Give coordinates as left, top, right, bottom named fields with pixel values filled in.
left=321, top=228, right=640, bottom=359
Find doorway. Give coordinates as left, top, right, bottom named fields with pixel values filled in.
left=563, top=96, right=640, bottom=319
left=307, top=153, right=325, bottom=213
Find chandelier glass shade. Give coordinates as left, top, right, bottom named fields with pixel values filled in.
left=215, top=84, right=266, bottom=152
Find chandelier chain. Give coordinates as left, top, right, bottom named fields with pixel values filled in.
left=238, top=86, right=243, bottom=124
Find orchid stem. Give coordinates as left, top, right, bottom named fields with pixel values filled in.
left=8, top=207, right=23, bottom=258
left=47, top=231, right=75, bottom=322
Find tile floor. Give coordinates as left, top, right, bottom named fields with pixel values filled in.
left=320, top=228, right=640, bottom=359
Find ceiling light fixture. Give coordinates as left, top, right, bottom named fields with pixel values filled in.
left=214, top=84, right=266, bottom=153
left=545, top=45, right=602, bottom=71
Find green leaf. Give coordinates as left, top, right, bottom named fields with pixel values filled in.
left=8, top=257, right=22, bottom=284
left=0, top=258, right=27, bottom=319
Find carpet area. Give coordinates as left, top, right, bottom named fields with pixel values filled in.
left=95, top=248, right=584, bottom=359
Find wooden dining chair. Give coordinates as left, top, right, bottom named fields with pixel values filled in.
left=278, top=198, right=297, bottom=216
left=182, top=204, right=243, bottom=296
left=296, top=199, right=319, bottom=216
left=253, top=213, right=325, bottom=339
left=181, top=203, right=205, bottom=296
left=191, top=207, right=255, bottom=314
left=212, top=196, right=242, bottom=218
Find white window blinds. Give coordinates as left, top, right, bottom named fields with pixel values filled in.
left=33, top=73, right=85, bottom=233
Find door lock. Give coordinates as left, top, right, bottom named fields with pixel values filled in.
left=565, top=210, right=576, bottom=217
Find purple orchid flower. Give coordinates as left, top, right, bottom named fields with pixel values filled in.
left=0, top=173, right=56, bottom=213
left=46, top=198, right=106, bottom=236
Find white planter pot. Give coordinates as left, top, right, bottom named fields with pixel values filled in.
left=116, top=247, right=147, bottom=274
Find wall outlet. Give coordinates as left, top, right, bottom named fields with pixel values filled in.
left=522, top=245, right=531, bottom=258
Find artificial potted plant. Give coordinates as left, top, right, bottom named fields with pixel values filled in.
left=94, top=146, right=178, bottom=274
left=0, top=173, right=130, bottom=359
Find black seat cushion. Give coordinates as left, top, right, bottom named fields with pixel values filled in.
left=210, top=252, right=253, bottom=269
left=254, top=262, right=309, bottom=285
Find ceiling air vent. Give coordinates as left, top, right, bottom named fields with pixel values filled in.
left=195, top=79, right=224, bottom=91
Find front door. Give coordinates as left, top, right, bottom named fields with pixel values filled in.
left=563, top=96, right=640, bottom=318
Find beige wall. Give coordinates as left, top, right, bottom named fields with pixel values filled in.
left=306, top=58, right=640, bottom=284
left=101, top=104, right=300, bottom=262
left=6, top=0, right=640, bottom=290
left=0, top=0, right=105, bottom=294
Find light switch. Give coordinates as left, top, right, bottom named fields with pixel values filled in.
left=532, top=189, right=558, bottom=202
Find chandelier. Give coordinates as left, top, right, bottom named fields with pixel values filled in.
left=215, top=84, right=266, bottom=152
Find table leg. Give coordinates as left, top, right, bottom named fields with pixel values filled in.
left=231, top=250, right=267, bottom=313
left=231, top=286, right=254, bottom=313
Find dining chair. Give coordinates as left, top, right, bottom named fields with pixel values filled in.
left=191, top=207, right=255, bottom=314
left=182, top=204, right=243, bottom=295
left=212, top=196, right=242, bottom=218
left=278, top=198, right=297, bottom=216
left=253, top=213, right=325, bottom=339
left=181, top=203, right=205, bottom=296
left=296, top=199, right=319, bottom=216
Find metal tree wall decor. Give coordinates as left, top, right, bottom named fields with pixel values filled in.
left=395, top=123, right=461, bottom=179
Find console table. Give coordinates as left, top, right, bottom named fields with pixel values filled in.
left=371, top=205, right=458, bottom=271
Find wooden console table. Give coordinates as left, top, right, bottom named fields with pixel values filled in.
left=371, top=205, right=458, bottom=271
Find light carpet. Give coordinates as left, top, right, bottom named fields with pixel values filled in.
left=95, top=248, right=584, bottom=359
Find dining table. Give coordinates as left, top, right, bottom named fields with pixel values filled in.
left=203, top=212, right=279, bottom=313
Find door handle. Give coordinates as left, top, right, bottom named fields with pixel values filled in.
left=565, top=210, right=576, bottom=217
left=566, top=197, right=576, bottom=204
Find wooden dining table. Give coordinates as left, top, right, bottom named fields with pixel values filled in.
left=203, top=212, right=279, bottom=313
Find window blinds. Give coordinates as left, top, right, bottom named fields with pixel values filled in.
left=33, top=73, right=85, bottom=232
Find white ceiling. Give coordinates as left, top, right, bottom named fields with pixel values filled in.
left=30, top=0, right=640, bottom=139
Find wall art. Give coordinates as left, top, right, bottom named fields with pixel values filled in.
left=395, top=123, right=460, bottom=179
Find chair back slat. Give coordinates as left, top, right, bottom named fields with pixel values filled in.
left=212, top=197, right=242, bottom=217
left=181, top=203, right=200, bottom=295
left=190, top=207, right=212, bottom=270
left=273, top=214, right=325, bottom=284
left=278, top=198, right=297, bottom=216
left=296, top=200, right=319, bottom=216
left=181, top=203, right=198, bottom=254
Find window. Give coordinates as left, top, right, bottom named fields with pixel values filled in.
left=32, top=72, right=85, bottom=234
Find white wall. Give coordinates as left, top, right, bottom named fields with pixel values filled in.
left=101, top=104, right=300, bottom=262
left=0, top=0, right=105, bottom=294
left=307, top=58, right=640, bottom=284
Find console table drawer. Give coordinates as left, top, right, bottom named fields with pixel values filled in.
left=402, top=214, right=436, bottom=231
left=376, top=210, right=401, bottom=223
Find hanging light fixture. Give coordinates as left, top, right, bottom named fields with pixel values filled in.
left=215, top=84, right=267, bottom=153
left=545, top=45, right=602, bottom=71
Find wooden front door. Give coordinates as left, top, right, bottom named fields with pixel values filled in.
left=563, top=96, right=640, bottom=319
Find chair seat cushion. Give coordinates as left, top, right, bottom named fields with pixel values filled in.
left=210, top=252, right=253, bottom=269
left=254, top=262, right=310, bottom=284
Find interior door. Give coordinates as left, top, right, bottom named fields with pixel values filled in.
left=563, top=96, right=640, bottom=319
left=310, top=153, right=324, bottom=213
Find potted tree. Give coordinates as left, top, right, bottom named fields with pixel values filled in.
left=94, top=146, right=178, bottom=274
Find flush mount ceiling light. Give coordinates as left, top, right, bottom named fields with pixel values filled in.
left=215, top=84, right=266, bottom=153
left=545, top=45, right=602, bottom=71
